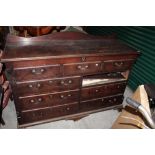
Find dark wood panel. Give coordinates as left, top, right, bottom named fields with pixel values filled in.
left=13, top=64, right=61, bottom=82
left=19, top=90, right=79, bottom=111
left=81, top=82, right=126, bottom=101
left=64, top=61, right=102, bottom=76
left=15, top=76, right=81, bottom=96
left=18, top=102, right=79, bottom=125
left=80, top=94, right=123, bottom=112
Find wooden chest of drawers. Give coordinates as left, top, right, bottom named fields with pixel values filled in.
left=1, top=32, right=140, bottom=128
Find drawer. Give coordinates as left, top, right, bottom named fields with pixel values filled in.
left=80, top=94, right=123, bottom=112
left=18, top=103, right=79, bottom=125
left=13, top=64, right=61, bottom=82
left=19, top=90, right=79, bottom=111
left=82, top=72, right=126, bottom=87
left=63, top=61, right=102, bottom=76
left=81, top=82, right=126, bottom=101
left=15, top=76, right=81, bottom=96
left=103, top=59, right=135, bottom=72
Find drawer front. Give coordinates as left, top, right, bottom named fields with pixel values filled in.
left=19, top=90, right=79, bottom=111
left=104, top=59, right=135, bottom=72
left=81, top=82, right=126, bottom=101
left=18, top=103, right=79, bottom=125
left=14, top=64, right=61, bottom=82
left=63, top=61, right=102, bottom=76
left=15, top=76, right=81, bottom=96
left=80, top=94, right=123, bottom=112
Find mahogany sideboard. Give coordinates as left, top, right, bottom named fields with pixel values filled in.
left=1, top=31, right=140, bottom=128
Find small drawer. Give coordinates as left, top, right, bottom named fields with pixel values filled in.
left=80, top=94, right=123, bottom=112
left=15, top=76, right=81, bottom=96
left=81, top=82, right=126, bottom=101
left=14, top=64, right=61, bottom=82
left=18, top=103, right=79, bottom=125
left=19, top=90, right=79, bottom=111
left=63, top=61, right=102, bottom=76
left=103, top=59, right=135, bottom=72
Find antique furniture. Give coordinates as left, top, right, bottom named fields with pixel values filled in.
left=13, top=26, right=66, bottom=37
left=0, top=27, right=9, bottom=49
left=0, top=50, right=12, bottom=125
left=1, top=31, right=139, bottom=128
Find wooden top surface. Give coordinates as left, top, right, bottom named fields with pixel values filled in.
left=2, top=31, right=140, bottom=62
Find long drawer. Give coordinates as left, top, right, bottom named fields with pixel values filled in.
left=18, top=102, right=79, bottom=125
left=15, top=76, right=81, bottom=96
left=13, top=64, right=61, bottom=82
left=18, top=90, right=79, bottom=111
left=81, top=82, right=126, bottom=101
left=80, top=94, right=123, bottom=112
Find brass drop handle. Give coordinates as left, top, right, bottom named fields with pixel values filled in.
left=31, top=68, right=45, bottom=74
left=38, top=98, right=42, bottom=102
left=114, top=62, right=124, bottom=67
left=95, top=63, right=99, bottom=67
left=77, top=65, right=82, bottom=69
left=113, top=98, right=117, bottom=102
left=28, top=84, right=33, bottom=88
left=109, top=98, right=117, bottom=103
left=60, top=94, right=72, bottom=99
left=95, top=89, right=99, bottom=93
left=37, top=83, right=41, bottom=88
left=66, top=107, right=70, bottom=111
left=77, top=65, right=89, bottom=70
left=67, top=94, right=72, bottom=97
left=30, top=99, right=35, bottom=103
left=49, top=80, right=53, bottom=84
left=85, top=65, right=89, bottom=69
left=61, top=80, right=73, bottom=85
left=109, top=99, right=113, bottom=103
left=40, top=68, right=45, bottom=72
left=68, top=80, right=72, bottom=84
left=28, top=83, right=41, bottom=88
left=30, top=98, right=43, bottom=104
left=60, top=95, right=64, bottom=99
left=61, top=80, right=65, bottom=85
left=31, top=69, right=36, bottom=73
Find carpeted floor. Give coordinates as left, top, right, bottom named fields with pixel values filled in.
left=0, top=87, right=133, bottom=129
